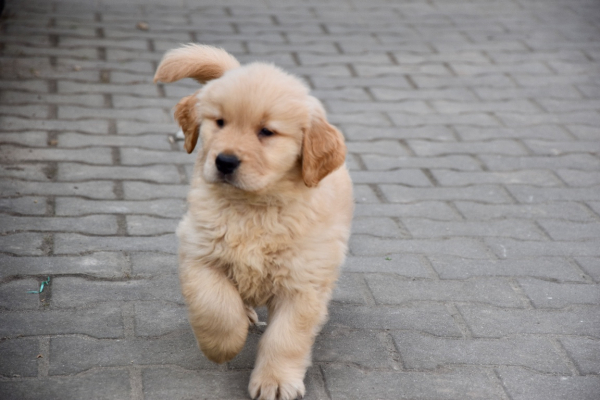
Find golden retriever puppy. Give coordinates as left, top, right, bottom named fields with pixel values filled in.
left=154, top=44, right=353, bottom=400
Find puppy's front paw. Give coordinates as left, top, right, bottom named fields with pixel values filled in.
left=248, top=370, right=305, bottom=400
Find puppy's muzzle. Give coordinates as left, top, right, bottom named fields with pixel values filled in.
left=215, top=153, right=241, bottom=175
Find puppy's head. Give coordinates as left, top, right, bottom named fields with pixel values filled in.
left=154, top=44, right=346, bottom=192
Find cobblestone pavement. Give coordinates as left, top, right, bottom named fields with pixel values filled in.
left=1, top=0, right=599, bottom=399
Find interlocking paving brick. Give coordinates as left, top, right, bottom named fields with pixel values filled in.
left=560, top=337, right=600, bottom=375
left=0, top=369, right=132, bottom=400
left=0, top=215, right=119, bottom=235
left=0, top=304, right=123, bottom=338
left=0, top=233, right=45, bottom=256
left=55, top=198, right=186, bottom=218
left=393, top=332, right=570, bottom=374
left=126, top=215, right=179, bottom=235
left=497, top=367, right=600, bottom=400
left=351, top=235, right=491, bottom=258
left=380, top=184, right=514, bottom=203
left=429, top=256, right=586, bottom=281
left=408, top=139, right=528, bottom=157
left=58, top=133, right=173, bottom=150
left=487, top=238, right=600, bottom=259
left=458, top=304, right=600, bottom=338
left=0, top=337, right=43, bottom=377
left=365, top=274, right=521, bottom=307
left=350, top=169, right=432, bottom=186
left=431, top=169, right=561, bottom=187
left=403, top=218, right=546, bottom=240
left=322, top=364, right=505, bottom=400
left=0, top=279, right=43, bottom=310
left=0, top=196, right=47, bottom=215
left=49, top=331, right=215, bottom=375
left=142, top=367, right=250, bottom=400
left=1, top=145, right=113, bottom=164
left=57, top=163, right=181, bottom=183
left=454, top=201, right=594, bottom=222
left=53, top=233, right=178, bottom=255
left=122, top=181, right=189, bottom=200
left=327, top=303, right=462, bottom=337
left=480, top=154, right=600, bottom=171
left=343, top=255, right=433, bottom=277
left=517, top=278, right=600, bottom=308
left=0, top=180, right=116, bottom=199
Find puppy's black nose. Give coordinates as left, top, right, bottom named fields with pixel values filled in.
left=215, top=153, right=241, bottom=175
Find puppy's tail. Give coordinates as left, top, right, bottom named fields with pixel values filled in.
left=154, top=44, right=240, bottom=84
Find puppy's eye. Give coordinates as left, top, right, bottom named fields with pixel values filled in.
left=216, top=119, right=225, bottom=128
left=259, top=127, right=274, bottom=137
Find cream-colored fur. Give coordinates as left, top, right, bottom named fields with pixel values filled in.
left=155, top=44, right=353, bottom=400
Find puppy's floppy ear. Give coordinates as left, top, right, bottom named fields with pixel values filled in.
left=175, top=95, right=200, bottom=153
left=154, top=44, right=240, bottom=84
left=302, top=99, right=346, bottom=187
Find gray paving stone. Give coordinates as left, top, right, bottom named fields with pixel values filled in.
left=322, top=364, right=504, bottom=400
left=0, top=252, right=128, bottom=280
left=116, top=120, right=180, bottom=135
left=456, top=125, right=572, bottom=141
left=0, top=180, right=116, bottom=199
left=55, top=198, right=186, bottom=218
left=0, top=91, right=105, bottom=107
left=120, top=148, right=192, bottom=165
left=0, top=215, right=119, bottom=235
left=0, top=370, right=132, bottom=400
left=49, top=330, right=215, bottom=375
left=0, top=145, right=113, bottom=164
left=0, top=233, right=45, bottom=256
left=576, top=257, right=600, bottom=282
left=350, top=169, right=432, bottom=186
left=126, top=216, right=179, bottom=236
left=0, top=279, right=43, bottom=310
left=454, top=201, right=594, bottom=222
left=365, top=274, right=521, bottom=307
left=0, top=304, right=123, bottom=338
left=408, top=139, right=528, bottom=157
left=351, top=235, right=491, bottom=258
left=498, top=111, right=600, bottom=127
left=332, top=273, right=368, bottom=305
left=392, top=332, right=570, bottom=374
left=404, top=218, right=546, bottom=240
left=53, top=233, right=177, bottom=255
left=0, top=131, right=48, bottom=147
left=327, top=303, right=462, bottom=337
left=57, top=163, right=181, bottom=183
left=517, top=278, right=600, bottom=308
left=142, top=367, right=250, bottom=400
left=0, top=196, right=47, bottom=215
left=560, top=337, right=600, bottom=374
left=51, top=274, right=182, bottom=307
left=314, top=328, right=398, bottom=369
left=538, top=220, right=600, bottom=241
left=432, top=169, right=561, bottom=187
left=487, top=238, right=600, bottom=259
left=480, top=154, right=600, bottom=171
left=525, top=139, right=600, bottom=156
left=123, top=181, right=189, bottom=200
left=497, top=367, right=600, bottom=400
left=380, top=184, right=513, bottom=203
left=343, top=255, right=434, bottom=278
left=352, top=185, right=381, bottom=204
left=429, top=256, right=586, bottom=281
left=0, top=163, right=51, bottom=181
left=361, top=154, right=482, bottom=171
left=129, top=252, right=178, bottom=276
left=389, top=112, right=499, bottom=127
left=507, top=186, right=600, bottom=203
left=458, top=304, right=600, bottom=338
left=0, top=337, right=41, bottom=377
left=557, top=169, right=600, bottom=186
left=343, top=125, right=457, bottom=141
left=0, top=116, right=109, bottom=134
left=135, top=301, right=188, bottom=336
left=346, top=140, right=408, bottom=156
left=58, top=133, right=173, bottom=150
left=351, top=217, right=405, bottom=238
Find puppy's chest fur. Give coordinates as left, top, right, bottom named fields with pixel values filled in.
left=185, top=190, right=312, bottom=306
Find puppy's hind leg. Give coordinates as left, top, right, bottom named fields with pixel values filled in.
left=179, top=261, right=248, bottom=364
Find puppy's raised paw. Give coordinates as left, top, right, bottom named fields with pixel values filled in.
left=249, top=372, right=305, bottom=400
